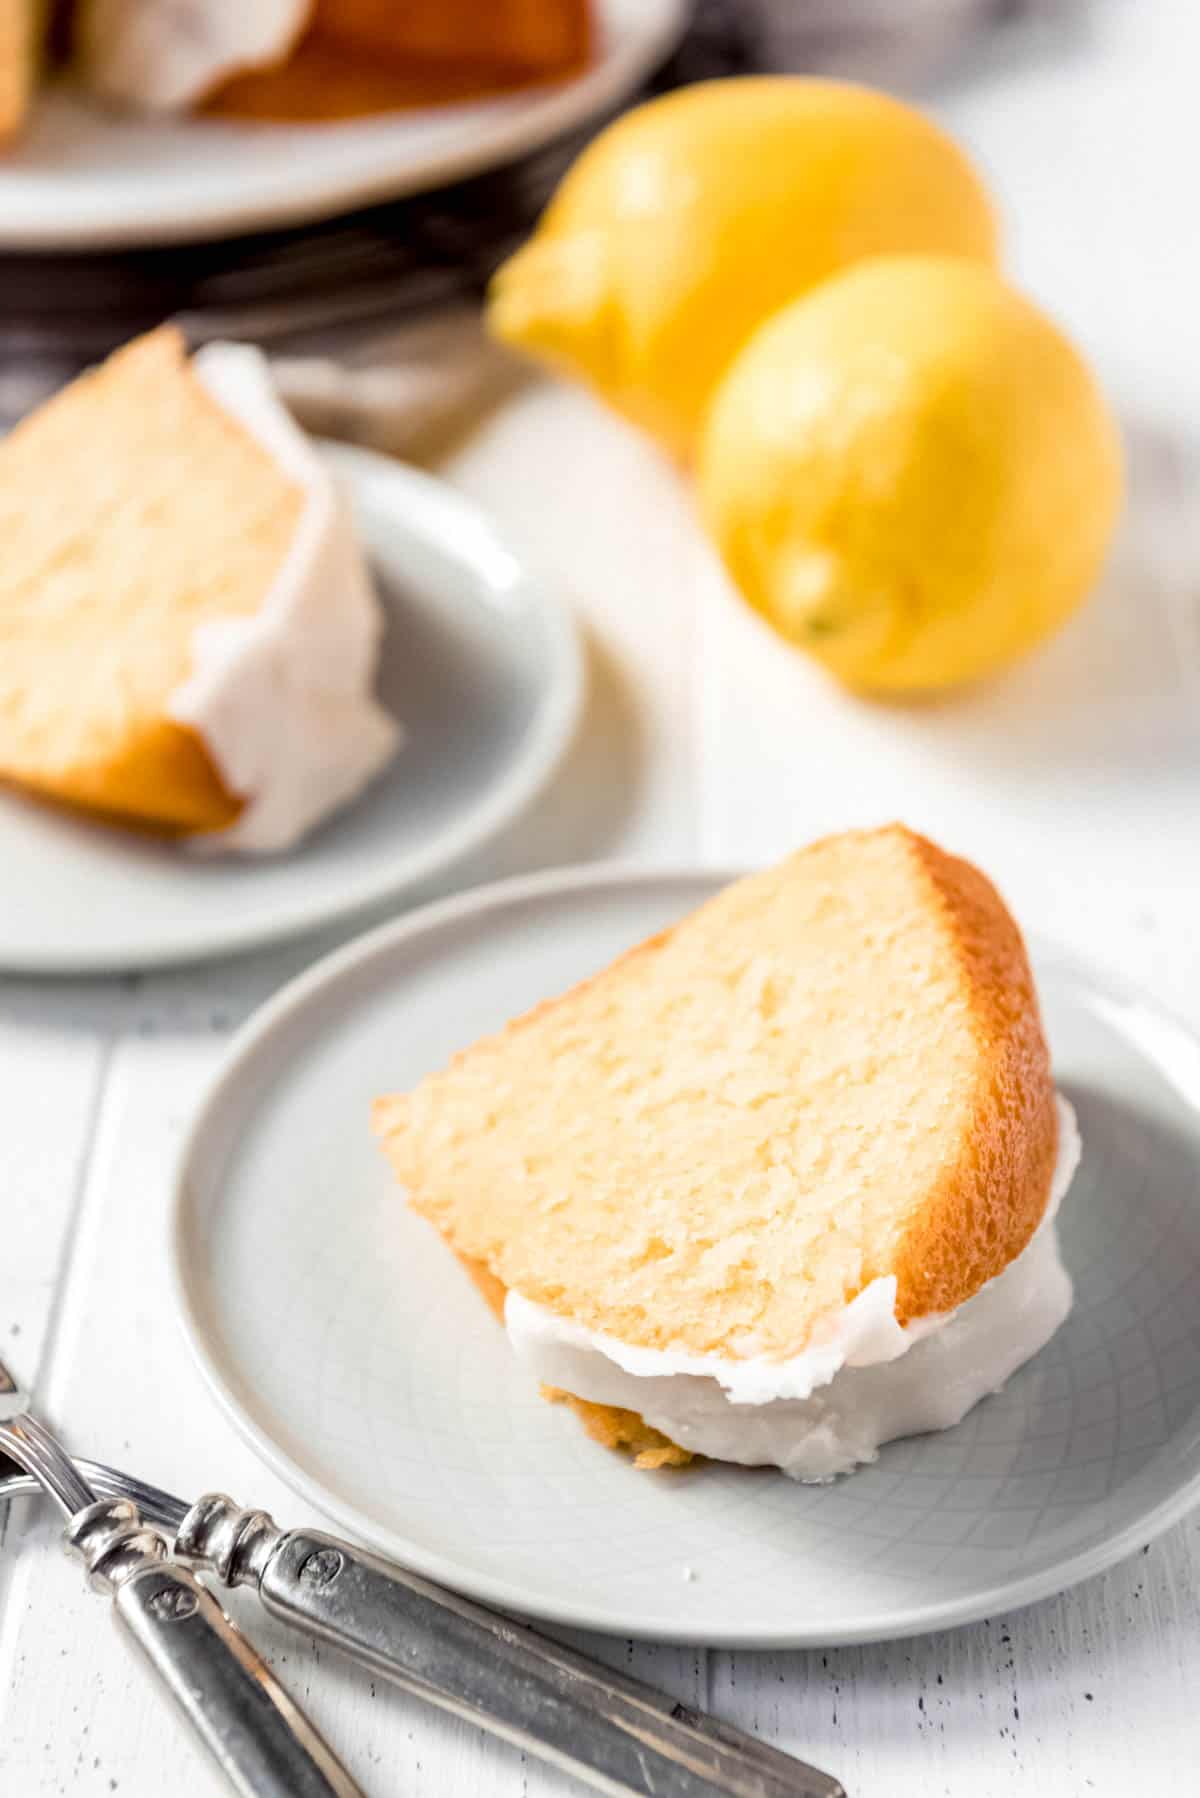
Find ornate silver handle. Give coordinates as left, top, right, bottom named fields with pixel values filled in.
left=178, top=1495, right=844, bottom=1798
left=67, top=1499, right=364, bottom=1798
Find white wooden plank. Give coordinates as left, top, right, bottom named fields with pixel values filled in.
left=939, top=1, right=1200, bottom=436
left=0, top=990, right=111, bottom=1384
left=709, top=1518, right=1200, bottom=1798
left=0, top=986, right=111, bottom=1629
left=442, top=380, right=704, bottom=867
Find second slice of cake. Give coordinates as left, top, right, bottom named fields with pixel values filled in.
left=0, top=326, right=398, bottom=851
left=374, top=826, right=1078, bottom=1480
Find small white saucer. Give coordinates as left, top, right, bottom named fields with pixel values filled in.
left=0, top=446, right=582, bottom=973
left=173, top=866, right=1200, bottom=1645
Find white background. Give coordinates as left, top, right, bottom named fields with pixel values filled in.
left=4, top=2, right=1200, bottom=1791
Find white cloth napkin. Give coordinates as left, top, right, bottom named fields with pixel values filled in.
left=272, top=307, right=526, bottom=462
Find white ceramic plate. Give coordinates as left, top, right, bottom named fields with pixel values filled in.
left=0, top=446, right=582, bottom=974
left=173, top=865, right=1200, bottom=1645
left=0, top=0, right=685, bottom=250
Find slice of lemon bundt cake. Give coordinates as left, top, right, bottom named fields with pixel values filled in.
left=0, top=326, right=397, bottom=850
left=374, top=827, right=1077, bottom=1479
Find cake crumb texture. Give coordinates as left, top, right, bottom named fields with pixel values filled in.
left=375, top=825, right=1058, bottom=1358
left=0, top=326, right=306, bottom=832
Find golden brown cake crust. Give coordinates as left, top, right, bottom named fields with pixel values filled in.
left=541, top=1388, right=693, bottom=1470
left=206, top=0, right=592, bottom=121
left=375, top=826, right=1059, bottom=1357
left=887, top=833, right=1058, bottom=1321
left=1, top=714, right=243, bottom=835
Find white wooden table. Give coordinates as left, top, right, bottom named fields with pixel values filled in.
left=4, top=5, right=1200, bottom=1792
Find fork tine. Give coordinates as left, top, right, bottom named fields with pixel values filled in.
left=0, top=1453, right=189, bottom=1535
left=0, top=1342, right=189, bottom=1533
left=0, top=1413, right=97, bottom=1517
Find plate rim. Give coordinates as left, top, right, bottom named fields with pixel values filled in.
left=0, top=445, right=585, bottom=977
left=170, top=861, right=1200, bottom=1645
left=0, top=0, right=687, bottom=250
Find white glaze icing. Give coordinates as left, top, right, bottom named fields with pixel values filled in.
left=83, top=1, right=306, bottom=113
left=506, top=1096, right=1081, bottom=1481
left=167, top=342, right=399, bottom=854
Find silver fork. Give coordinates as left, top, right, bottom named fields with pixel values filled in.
left=0, top=1432, right=845, bottom=1798
left=0, top=1354, right=363, bottom=1797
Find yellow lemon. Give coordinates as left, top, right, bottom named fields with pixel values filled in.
left=486, top=77, right=998, bottom=460
left=698, top=255, right=1123, bottom=692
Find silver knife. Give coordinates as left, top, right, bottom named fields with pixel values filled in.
left=1, top=1451, right=844, bottom=1798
